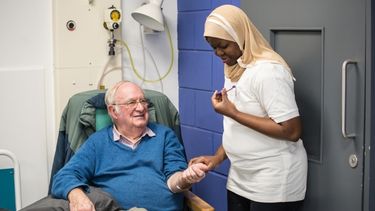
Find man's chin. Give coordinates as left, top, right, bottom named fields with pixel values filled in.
left=134, top=121, right=148, bottom=128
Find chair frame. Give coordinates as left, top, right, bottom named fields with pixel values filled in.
left=0, top=149, right=22, bottom=210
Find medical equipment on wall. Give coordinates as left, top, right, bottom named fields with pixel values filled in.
left=131, top=0, right=164, bottom=32
left=97, top=5, right=123, bottom=90
left=116, top=24, right=174, bottom=84
left=129, top=0, right=174, bottom=85
left=54, top=0, right=123, bottom=116
left=98, top=0, right=174, bottom=92
left=103, top=5, right=122, bottom=56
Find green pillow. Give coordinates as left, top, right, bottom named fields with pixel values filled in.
left=95, top=109, right=113, bottom=131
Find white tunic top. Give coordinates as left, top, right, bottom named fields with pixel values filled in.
left=223, top=60, right=307, bottom=202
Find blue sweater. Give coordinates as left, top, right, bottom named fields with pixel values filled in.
left=52, top=123, right=187, bottom=210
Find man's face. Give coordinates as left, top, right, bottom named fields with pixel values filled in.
left=112, top=83, right=149, bottom=129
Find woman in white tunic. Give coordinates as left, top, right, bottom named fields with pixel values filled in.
left=189, top=4, right=308, bottom=211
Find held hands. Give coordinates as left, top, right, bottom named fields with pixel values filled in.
left=168, top=163, right=209, bottom=192
left=68, top=188, right=96, bottom=211
left=182, top=163, right=209, bottom=184
left=212, top=88, right=237, bottom=117
left=189, top=145, right=226, bottom=171
left=189, top=155, right=221, bottom=171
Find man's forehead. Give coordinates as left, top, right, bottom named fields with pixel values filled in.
left=116, top=85, right=144, bottom=100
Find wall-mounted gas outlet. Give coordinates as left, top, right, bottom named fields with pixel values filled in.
left=53, top=0, right=122, bottom=121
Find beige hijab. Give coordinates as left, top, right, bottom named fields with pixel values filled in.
left=204, top=5, right=292, bottom=82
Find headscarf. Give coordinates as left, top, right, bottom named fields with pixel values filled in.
left=204, top=5, right=292, bottom=82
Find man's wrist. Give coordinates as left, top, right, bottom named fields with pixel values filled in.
left=177, top=173, right=193, bottom=190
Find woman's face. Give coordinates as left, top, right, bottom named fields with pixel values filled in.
left=206, top=36, right=243, bottom=66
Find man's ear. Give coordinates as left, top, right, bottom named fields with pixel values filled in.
left=108, top=105, right=119, bottom=119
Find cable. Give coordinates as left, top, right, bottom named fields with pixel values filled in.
left=142, top=36, right=164, bottom=92
left=97, top=52, right=122, bottom=90
left=116, top=21, right=174, bottom=83
left=139, top=23, right=147, bottom=87
left=97, top=56, right=114, bottom=89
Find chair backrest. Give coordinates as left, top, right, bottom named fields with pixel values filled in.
left=95, top=108, right=112, bottom=131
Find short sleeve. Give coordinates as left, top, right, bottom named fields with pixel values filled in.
left=255, top=65, right=299, bottom=123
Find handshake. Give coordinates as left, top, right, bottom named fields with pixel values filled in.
left=168, top=163, right=210, bottom=193
left=182, top=163, right=209, bottom=184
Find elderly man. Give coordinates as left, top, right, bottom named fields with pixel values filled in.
left=50, top=81, right=208, bottom=211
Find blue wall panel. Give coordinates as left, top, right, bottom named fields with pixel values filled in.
left=192, top=172, right=228, bottom=211
left=212, top=0, right=241, bottom=8
left=194, top=11, right=212, bottom=51
left=195, top=90, right=223, bottom=132
left=178, top=13, right=195, bottom=50
left=181, top=126, right=213, bottom=161
left=179, top=88, right=195, bottom=126
left=178, top=11, right=211, bottom=51
left=178, top=51, right=212, bottom=90
left=178, top=0, right=211, bottom=12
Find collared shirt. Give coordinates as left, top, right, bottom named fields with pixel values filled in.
left=112, top=126, right=155, bottom=150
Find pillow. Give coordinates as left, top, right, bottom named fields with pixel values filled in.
left=95, top=108, right=113, bottom=131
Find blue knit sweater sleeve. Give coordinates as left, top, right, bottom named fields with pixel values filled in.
left=154, top=123, right=187, bottom=178
left=51, top=133, right=97, bottom=199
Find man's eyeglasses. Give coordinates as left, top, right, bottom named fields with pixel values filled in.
left=113, top=98, right=149, bottom=109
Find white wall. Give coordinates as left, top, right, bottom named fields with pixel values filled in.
left=0, top=0, right=178, bottom=208
left=121, top=0, right=179, bottom=108
left=53, top=0, right=123, bottom=124
left=0, top=0, right=54, bottom=208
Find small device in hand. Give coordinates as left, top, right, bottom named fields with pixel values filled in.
left=217, top=85, right=236, bottom=96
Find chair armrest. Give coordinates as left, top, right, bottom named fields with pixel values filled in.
left=184, top=191, right=214, bottom=211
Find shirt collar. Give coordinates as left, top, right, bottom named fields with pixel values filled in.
left=112, top=125, right=155, bottom=142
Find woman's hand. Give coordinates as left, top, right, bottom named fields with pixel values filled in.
left=189, top=145, right=227, bottom=171
left=211, top=89, right=238, bottom=118
left=189, top=156, right=219, bottom=171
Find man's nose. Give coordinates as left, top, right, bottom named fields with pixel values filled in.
left=135, top=102, right=146, bottom=111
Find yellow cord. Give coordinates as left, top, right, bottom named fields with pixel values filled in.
left=117, top=23, right=174, bottom=83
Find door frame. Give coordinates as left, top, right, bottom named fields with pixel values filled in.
left=364, top=0, right=373, bottom=210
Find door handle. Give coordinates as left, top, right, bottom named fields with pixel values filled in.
left=341, top=59, right=357, bottom=138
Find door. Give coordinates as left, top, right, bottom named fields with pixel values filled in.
left=240, top=0, right=366, bottom=210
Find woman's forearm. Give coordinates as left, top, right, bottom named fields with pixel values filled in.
left=229, top=110, right=302, bottom=142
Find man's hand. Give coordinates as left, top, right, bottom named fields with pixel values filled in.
left=167, top=163, right=209, bottom=192
left=68, top=188, right=96, bottom=211
left=182, top=163, right=209, bottom=184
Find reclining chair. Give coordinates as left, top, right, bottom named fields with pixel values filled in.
left=32, top=89, right=214, bottom=211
